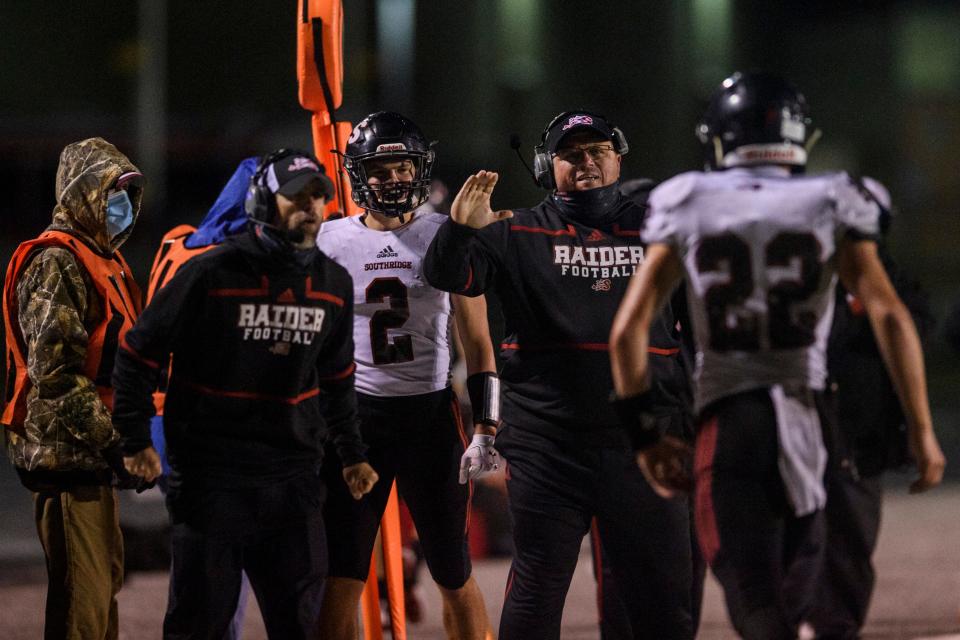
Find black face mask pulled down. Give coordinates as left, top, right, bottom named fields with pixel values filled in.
left=551, top=181, right=623, bottom=227
left=251, top=222, right=315, bottom=267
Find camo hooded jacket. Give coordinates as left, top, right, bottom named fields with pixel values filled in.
left=5, top=137, right=142, bottom=475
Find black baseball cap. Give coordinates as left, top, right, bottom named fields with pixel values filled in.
left=544, top=112, right=617, bottom=154
left=264, top=152, right=334, bottom=199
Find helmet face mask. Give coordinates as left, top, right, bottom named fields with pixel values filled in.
left=344, top=112, right=435, bottom=218
left=698, top=72, right=812, bottom=171
left=345, top=152, right=433, bottom=217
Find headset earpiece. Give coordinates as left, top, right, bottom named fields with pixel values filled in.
left=532, top=144, right=555, bottom=191
left=244, top=148, right=312, bottom=223
left=532, top=111, right=574, bottom=191
left=611, top=127, right=629, bottom=155
left=244, top=181, right=274, bottom=223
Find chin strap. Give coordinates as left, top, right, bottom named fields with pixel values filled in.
left=805, top=128, right=823, bottom=154
left=712, top=136, right=724, bottom=169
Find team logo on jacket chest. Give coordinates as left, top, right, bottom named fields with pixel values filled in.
left=553, top=244, right=644, bottom=279
left=237, top=303, right=325, bottom=346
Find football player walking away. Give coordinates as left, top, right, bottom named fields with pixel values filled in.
left=424, top=111, right=696, bottom=639
left=609, top=72, right=945, bottom=640
left=112, top=150, right=377, bottom=639
left=316, top=112, right=494, bottom=640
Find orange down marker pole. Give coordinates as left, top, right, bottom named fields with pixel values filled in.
left=297, top=2, right=404, bottom=636
left=359, top=560, right=382, bottom=640
left=296, top=0, right=361, bottom=218
left=358, top=482, right=406, bottom=640
left=380, top=482, right=407, bottom=638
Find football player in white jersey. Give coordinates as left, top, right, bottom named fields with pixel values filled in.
left=609, top=73, right=945, bottom=639
left=316, top=112, right=495, bottom=640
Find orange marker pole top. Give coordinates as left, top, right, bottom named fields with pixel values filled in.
left=297, top=0, right=344, bottom=112
left=297, top=0, right=360, bottom=217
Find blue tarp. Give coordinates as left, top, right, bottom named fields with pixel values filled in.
left=184, top=156, right=259, bottom=248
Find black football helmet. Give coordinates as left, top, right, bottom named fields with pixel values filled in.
left=343, top=111, right=435, bottom=217
left=697, top=72, right=812, bottom=171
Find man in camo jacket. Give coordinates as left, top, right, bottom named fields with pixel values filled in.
left=2, top=137, right=148, bottom=639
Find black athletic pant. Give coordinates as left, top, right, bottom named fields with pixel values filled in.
left=163, top=471, right=327, bottom=640
left=694, top=389, right=825, bottom=640
left=497, top=424, right=694, bottom=640
left=323, top=387, right=472, bottom=590
left=591, top=502, right=706, bottom=639
left=808, top=467, right=883, bottom=638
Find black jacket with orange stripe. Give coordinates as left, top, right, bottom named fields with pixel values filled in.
left=423, top=194, right=692, bottom=445
left=111, top=227, right=366, bottom=489
left=144, top=224, right=216, bottom=417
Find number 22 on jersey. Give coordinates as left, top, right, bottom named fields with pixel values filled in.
left=695, top=231, right=823, bottom=352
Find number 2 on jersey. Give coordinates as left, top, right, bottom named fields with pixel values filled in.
left=696, top=231, right=822, bottom=351
left=366, top=277, right=414, bottom=364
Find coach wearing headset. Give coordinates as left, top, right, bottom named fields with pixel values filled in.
left=423, top=113, right=696, bottom=638
left=111, top=149, right=377, bottom=639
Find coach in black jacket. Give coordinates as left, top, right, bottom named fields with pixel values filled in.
left=423, top=113, right=695, bottom=639
left=112, top=150, right=376, bottom=640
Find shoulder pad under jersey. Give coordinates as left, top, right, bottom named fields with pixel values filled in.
left=648, top=171, right=703, bottom=212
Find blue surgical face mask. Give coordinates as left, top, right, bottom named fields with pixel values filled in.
left=105, top=190, right=134, bottom=238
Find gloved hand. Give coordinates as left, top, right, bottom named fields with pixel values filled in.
left=459, top=433, right=499, bottom=484
left=102, top=445, right=157, bottom=493
left=343, top=462, right=379, bottom=500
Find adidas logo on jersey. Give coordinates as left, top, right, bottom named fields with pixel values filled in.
left=586, top=229, right=605, bottom=242
left=377, top=245, right=399, bottom=258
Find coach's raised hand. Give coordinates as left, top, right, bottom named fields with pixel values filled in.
left=451, top=171, right=513, bottom=229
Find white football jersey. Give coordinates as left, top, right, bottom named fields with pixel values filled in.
left=645, top=167, right=881, bottom=411
left=316, top=212, right=452, bottom=397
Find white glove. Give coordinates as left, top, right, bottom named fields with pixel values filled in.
left=459, top=434, right=499, bottom=484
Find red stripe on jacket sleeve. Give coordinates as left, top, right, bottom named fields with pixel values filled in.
left=120, top=336, right=161, bottom=370
left=318, top=362, right=356, bottom=382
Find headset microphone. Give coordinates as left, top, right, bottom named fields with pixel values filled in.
left=252, top=218, right=306, bottom=246
left=509, top=134, right=540, bottom=187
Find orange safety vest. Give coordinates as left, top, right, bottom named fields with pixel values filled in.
left=145, top=225, right=216, bottom=414
left=2, top=230, right=142, bottom=431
